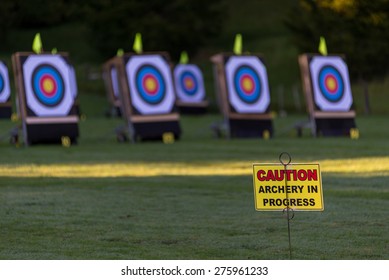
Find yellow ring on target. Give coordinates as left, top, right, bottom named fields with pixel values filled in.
left=325, top=76, right=337, bottom=92
left=145, top=77, right=157, bottom=92
left=242, top=77, right=254, bottom=92
left=42, top=78, right=55, bottom=93
left=184, top=78, right=194, bottom=89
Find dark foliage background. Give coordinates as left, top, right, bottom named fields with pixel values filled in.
left=0, top=0, right=225, bottom=61
left=285, top=0, right=389, bottom=82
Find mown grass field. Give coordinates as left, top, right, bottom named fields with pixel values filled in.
left=0, top=111, right=388, bottom=260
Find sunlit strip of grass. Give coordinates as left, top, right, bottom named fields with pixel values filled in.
left=320, top=157, right=389, bottom=175
left=0, top=157, right=388, bottom=178
left=0, top=162, right=247, bottom=178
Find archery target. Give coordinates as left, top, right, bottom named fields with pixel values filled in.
left=174, top=64, right=205, bottom=102
left=0, top=61, right=11, bottom=103
left=68, top=65, right=78, bottom=98
left=225, top=56, right=270, bottom=113
left=110, top=67, right=120, bottom=98
left=126, top=55, right=175, bottom=115
left=309, top=56, right=353, bottom=111
left=23, top=55, right=74, bottom=117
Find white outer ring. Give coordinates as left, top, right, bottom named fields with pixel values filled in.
left=225, top=56, right=270, bottom=113
left=110, top=67, right=120, bottom=98
left=126, top=55, right=175, bottom=115
left=68, top=65, right=78, bottom=98
left=174, top=64, right=205, bottom=102
left=309, top=56, right=353, bottom=111
left=0, top=61, right=11, bottom=103
left=23, top=55, right=74, bottom=117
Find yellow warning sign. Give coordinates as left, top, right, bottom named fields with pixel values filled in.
left=252, top=163, right=324, bottom=211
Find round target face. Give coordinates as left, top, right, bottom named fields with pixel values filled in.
left=68, top=65, right=78, bottom=98
left=181, top=72, right=197, bottom=95
left=110, top=67, right=120, bottom=98
left=225, top=56, right=270, bottom=113
left=126, top=55, right=175, bottom=115
left=318, top=66, right=344, bottom=102
left=0, top=61, right=11, bottom=103
left=136, top=64, right=165, bottom=104
left=233, top=65, right=261, bottom=104
left=23, top=55, right=74, bottom=117
left=174, top=64, right=205, bottom=102
left=31, top=64, right=65, bottom=107
left=309, top=56, right=353, bottom=111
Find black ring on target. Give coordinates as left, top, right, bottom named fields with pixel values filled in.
left=179, top=70, right=198, bottom=96
left=31, top=64, right=65, bottom=107
left=233, top=65, right=261, bottom=104
left=0, top=73, right=4, bottom=94
left=135, top=64, right=166, bottom=105
left=318, top=65, right=344, bottom=103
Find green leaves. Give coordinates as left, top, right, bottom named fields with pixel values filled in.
left=285, top=0, right=389, bottom=81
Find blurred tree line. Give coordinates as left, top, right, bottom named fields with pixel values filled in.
left=285, top=0, right=389, bottom=113
left=0, top=0, right=225, bottom=60
left=0, top=0, right=80, bottom=39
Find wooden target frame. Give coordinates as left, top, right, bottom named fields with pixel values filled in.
left=68, top=62, right=81, bottom=116
left=12, top=52, right=79, bottom=145
left=211, top=53, right=273, bottom=138
left=102, top=58, right=122, bottom=116
left=173, top=63, right=208, bottom=114
left=113, top=52, right=181, bottom=142
left=0, top=60, right=12, bottom=118
left=299, top=54, right=356, bottom=137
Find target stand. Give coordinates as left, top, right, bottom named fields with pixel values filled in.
left=12, top=52, right=79, bottom=145
left=211, top=53, right=273, bottom=139
left=113, top=52, right=181, bottom=142
left=102, top=58, right=122, bottom=117
left=299, top=54, right=356, bottom=137
left=68, top=63, right=82, bottom=117
left=0, top=60, right=13, bottom=119
left=173, top=64, right=208, bottom=114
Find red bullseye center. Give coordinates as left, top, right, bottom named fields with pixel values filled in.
left=184, top=77, right=195, bottom=90
left=240, top=74, right=255, bottom=95
left=324, top=74, right=338, bottom=94
left=142, top=74, right=159, bottom=95
left=39, top=74, right=57, bottom=97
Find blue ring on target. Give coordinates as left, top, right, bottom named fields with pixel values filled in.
left=31, top=64, right=65, bottom=107
left=179, top=71, right=198, bottom=96
left=136, top=64, right=166, bottom=105
left=318, top=65, right=344, bottom=103
left=0, top=73, right=4, bottom=93
left=233, top=65, right=261, bottom=104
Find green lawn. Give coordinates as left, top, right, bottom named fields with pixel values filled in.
left=0, top=112, right=388, bottom=260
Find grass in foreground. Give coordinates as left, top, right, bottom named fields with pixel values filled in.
left=0, top=114, right=388, bottom=259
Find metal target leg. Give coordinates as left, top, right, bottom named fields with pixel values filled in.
left=10, top=134, right=18, bottom=146
left=9, top=126, right=20, bottom=147
left=283, top=207, right=294, bottom=259
left=279, top=152, right=293, bottom=259
left=117, top=133, right=128, bottom=143
left=115, top=125, right=128, bottom=143
left=128, top=124, right=136, bottom=143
